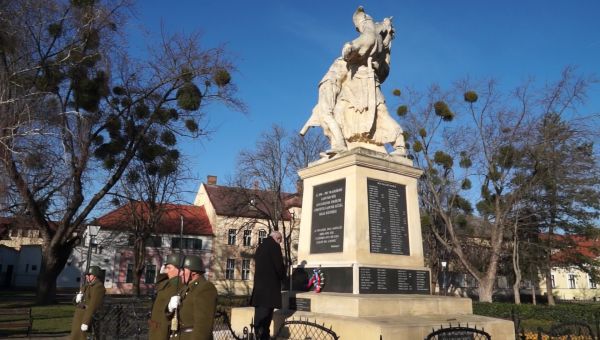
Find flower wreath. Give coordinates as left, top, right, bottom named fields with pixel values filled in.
left=306, top=268, right=325, bottom=293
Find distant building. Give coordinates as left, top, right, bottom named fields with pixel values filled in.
left=193, top=176, right=301, bottom=295
left=0, top=217, right=44, bottom=288
left=537, top=235, right=600, bottom=301
left=57, top=203, right=214, bottom=294
left=0, top=217, right=44, bottom=250
left=1, top=176, right=302, bottom=296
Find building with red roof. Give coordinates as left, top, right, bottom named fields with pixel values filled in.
left=1, top=176, right=302, bottom=295
left=535, top=234, right=600, bottom=301
left=55, top=202, right=214, bottom=294
left=194, top=176, right=302, bottom=295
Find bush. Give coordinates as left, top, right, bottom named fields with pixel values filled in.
left=473, top=302, right=600, bottom=331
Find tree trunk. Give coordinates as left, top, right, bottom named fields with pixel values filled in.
left=478, top=277, right=495, bottom=302
left=133, top=270, right=142, bottom=296
left=512, top=280, right=521, bottom=304
left=36, top=243, right=72, bottom=304
left=545, top=268, right=555, bottom=305
left=133, top=237, right=146, bottom=297
left=531, top=283, right=537, bottom=305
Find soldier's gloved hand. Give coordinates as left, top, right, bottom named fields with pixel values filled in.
left=81, top=324, right=88, bottom=332
left=167, top=296, right=180, bottom=312
left=159, top=264, right=167, bottom=274
left=75, top=292, right=83, bottom=303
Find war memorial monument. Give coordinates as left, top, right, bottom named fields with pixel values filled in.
left=232, top=7, right=514, bottom=339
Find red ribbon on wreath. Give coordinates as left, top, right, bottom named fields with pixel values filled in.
left=306, top=268, right=325, bottom=293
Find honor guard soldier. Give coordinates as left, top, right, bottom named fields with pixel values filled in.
left=70, top=265, right=106, bottom=340
left=149, top=253, right=184, bottom=340
left=167, top=255, right=217, bottom=340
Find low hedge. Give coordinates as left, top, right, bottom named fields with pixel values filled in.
left=474, top=301, right=600, bottom=326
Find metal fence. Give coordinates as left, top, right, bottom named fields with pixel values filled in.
left=424, top=324, right=491, bottom=340
left=513, top=310, right=600, bottom=340
left=91, top=299, right=340, bottom=340
left=272, top=318, right=339, bottom=340
left=92, top=298, right=150, bottom=340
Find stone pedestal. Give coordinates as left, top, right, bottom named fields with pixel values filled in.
left=296, top=148, right=429, bottom=295
left=231, top=149, right=514, bottom=339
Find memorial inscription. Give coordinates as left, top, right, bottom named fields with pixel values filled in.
left=367, top=178, right=410, bottom=255
left=311, top=179, right=346, bottom=253
left=289, top=297, right=311, bottom=312
left=359, top=267, right=430, bottom=294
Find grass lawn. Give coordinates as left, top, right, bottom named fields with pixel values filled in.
left=0, top=291, right=74, bottom=335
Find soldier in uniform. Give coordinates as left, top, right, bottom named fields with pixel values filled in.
left=70, top=265, right=106, bottom=340
left=149, top=253, right=183, bottom=340
left=167, top=255, right=217, bottom=340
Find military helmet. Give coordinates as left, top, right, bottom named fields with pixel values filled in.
left=86, top=265, right=102, bottom=276
left=182, top=255, right=205, bottom=273
left=165, top=253, right=183, bottom=268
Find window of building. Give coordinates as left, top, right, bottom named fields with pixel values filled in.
left=31, top=265, right=37, bottom=271
left=568, top=274, right=576, bottom=289
left=243, top=229, right=252, bottom=247
left=126, top=264, right=133, bottom=283
left=242, top=259, right=251, bottom=280
left=145, top=264, right=156, bottom=283
left=25, top=264, right=29, bottom=273
left=228, top=229, right=236, bottom=245
left=589, top=275, right=597, bottom=289
left=226, top=259, right=235, bottom=279
left=147, top=236, right=162, bottom=248
left=258, top=230, right=267, bottom=245
left=551, top=275, right=556, bottom=288
left=171, top=237, right=202, bottom=250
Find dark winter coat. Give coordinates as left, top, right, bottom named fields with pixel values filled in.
left=251, top=236, right=285, bottom=308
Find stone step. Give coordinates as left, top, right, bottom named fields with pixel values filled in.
left=231, top=307, right=515, bottom=340
left=283, top=292, right=473, bottom=318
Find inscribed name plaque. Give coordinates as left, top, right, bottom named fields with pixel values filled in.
left=310, top=179, right=346, bottom=253
left=289, top=297, right=311, bottom=312
left=358, top=267, right=430, bottom=294
left=367, top=178, right=409, bottom=255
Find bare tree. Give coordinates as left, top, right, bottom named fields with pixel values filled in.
left=108, top=148, right=189, bottom=296
left=230, top=125, right=324, bottom=274
left=0, top=0, right=244, bottom=303
left=396, top=67, right=596, bottom=302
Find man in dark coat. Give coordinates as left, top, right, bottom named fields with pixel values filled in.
left=251, top=230, right=285, bottom=340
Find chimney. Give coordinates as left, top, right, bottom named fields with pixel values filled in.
left=207, top=175, right=217, bottom=185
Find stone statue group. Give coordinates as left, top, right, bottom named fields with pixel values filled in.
left=301, top=6, right=406, bottom=157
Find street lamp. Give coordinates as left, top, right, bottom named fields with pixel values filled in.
left=440, top=256, right=449, bottom=296
left=85, top=225, right=101, bottom=273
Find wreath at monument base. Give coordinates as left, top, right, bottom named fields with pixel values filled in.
left=306, top=268, right=325, bottom=293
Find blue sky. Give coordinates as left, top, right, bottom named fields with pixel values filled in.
left=128, top=1, right=600, bottom=203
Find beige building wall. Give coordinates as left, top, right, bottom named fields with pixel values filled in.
left=538, top=267, right=600, bottom=301
left=0, top=228, right=44, bottom=250
left=210, top=214, right=300, bottom=296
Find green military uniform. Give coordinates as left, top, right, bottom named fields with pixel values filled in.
left=174, top=275, right=217, bottom=340
left=149, top=275, right=181, bottom=340
left=70, top=268, right=106, bottom=340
